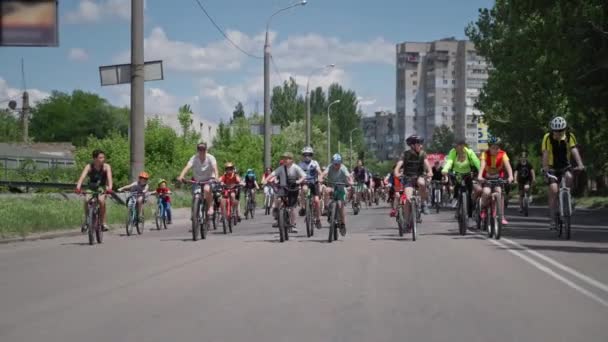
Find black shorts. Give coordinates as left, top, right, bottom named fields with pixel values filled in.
left=277, top=185, right=299, bottom=208
left=303, top=183, right=320, bottom=197
left=517, top=178, right=532, bottom=191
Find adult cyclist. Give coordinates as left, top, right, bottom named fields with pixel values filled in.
left=298, top=146, right=322, bottom=228
left=542, top=116, right=585, bottom=227
left=178, top=142, right=219, bottom=218
left=351, top=159, right=368, bottom=204
left=478, top=136, right=513, bottom=225
left=243, top=168, right=259, bottom=211
left=514, top=151, right=536, bottom=213
left=394, top=135, right=433, bottom=215
left=442, top=140, right=482, bottom=223
left=320, top=154, right=353, bottom=236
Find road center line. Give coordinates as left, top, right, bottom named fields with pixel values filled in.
left=473, top=232, right=608, bottom=308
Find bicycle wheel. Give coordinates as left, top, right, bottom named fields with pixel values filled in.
left=523, top=193, right=529, bottom=217
left=410, top=199, right=417, bottom=241
left=278, top=208, right=286, bottom=242
left=192, top=197, right=201, bottom=241
left=459, top=192, right=468, bottom=236
left=95, top=211, right=103, bottom=244
left=229, top=213, right=235, bottom=233
left=88, top=206, right=96, bottom=245
left=249, top=199, right=255, bottom=219
left=495, top=193, right=503, bottom=240
left=486, top=207, right=494, bottom=238
left=328, top=202, right=337, bottom=243
left=136, top=209, right=144, bottom=235
left=200, top=202, right=208, bottom=240
left=562, top=192, right=571, bottom=240
left=435, top=189, right=441, bottom=213
left=475, top=199, right=482, bottom=231
left=284, top=210, right=290, bottom=241
left=397, top=206, right=405, bottom=237
left=155, top=206, right=162, bottom=230
left=126, top=205, right=135, bottom=236
left=305, top=199, right=312, bottom=238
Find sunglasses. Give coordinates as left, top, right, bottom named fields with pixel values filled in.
left=303, top=154, right=313, bottom=157
left=225, top=168, right=234, bottom=171
left=552, top=129, right=566, bottom=133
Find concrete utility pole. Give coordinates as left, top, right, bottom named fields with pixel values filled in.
left=263, top=1, right=307, bottom=168
left=21, top=91, right=29, bottom=142
left=130, top=0, right=145, bottom=180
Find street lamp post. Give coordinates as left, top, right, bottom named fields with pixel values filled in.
left=264, top=0, right=307, bottom=168
left=350, top=128, right=360, bottom=168
left=327, top=100, right=341, bottom=165
left=306, top=64, right=335, bottom=146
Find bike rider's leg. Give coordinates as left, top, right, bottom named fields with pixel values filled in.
left=480, top=185, right=491, bottom=218
left=404, top=186, right=415, bottom=219
left=417, top=177, right=430, bottom=214
left=547, top=180, right=559, bottom=222
left=99, top=194, right=108, bottom=230
left=495, top=186, right=509, bottom=224
left=136, top=195, right=144, bottom=222
left=164, top=200, right=172, bottom=223
left=299, top=184, right=308, bottom=216
left=220, top=196, right=228, bottom=218
left=231, top=191, right=240, bottom=220
left=204, top=184, right=214, bottom=216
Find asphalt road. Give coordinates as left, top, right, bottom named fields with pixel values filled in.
left=1, top=202, right=607, bottom=342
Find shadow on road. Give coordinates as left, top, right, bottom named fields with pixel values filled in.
left=60, top=242, right=97, bottom=246
left=160, top=238, right=195, bottom=242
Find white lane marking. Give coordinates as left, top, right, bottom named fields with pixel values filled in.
left=481, top=236, right=608, bottom=308
left=500, top=237, right=608, bottom=294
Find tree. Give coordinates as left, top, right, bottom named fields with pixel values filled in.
left=0, top=110, right=21, bottom=142
left=466, top=0, right=608, bottom=187
left=309, top=86, right=326, bottom=117
left=271, top=77, right=305, bottom=127
left=30, top=90, right=128, bottom=145
left=426, top=125, right=455, bottom=154
left=177, top=104, right=193, bottom=137
left=232, top=102, right=245, bottom=122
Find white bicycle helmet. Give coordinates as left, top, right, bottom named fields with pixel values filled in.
left=301, top=146, right=314, bottom=155
left=550, top=116, right=567, bottom=131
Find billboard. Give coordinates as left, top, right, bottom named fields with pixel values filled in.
left=477, top=121, right=489, bottom=152
left=0, top=0, right=58, bottom=46
left=99, top=61, right=164, bottom=86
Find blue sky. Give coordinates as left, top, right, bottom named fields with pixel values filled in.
left=0, top=0, right=493, bottom=124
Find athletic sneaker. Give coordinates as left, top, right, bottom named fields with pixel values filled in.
left=339, top=223, right=346, bottom=236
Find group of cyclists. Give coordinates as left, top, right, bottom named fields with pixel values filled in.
left=74, top=115, right=585, bottom=238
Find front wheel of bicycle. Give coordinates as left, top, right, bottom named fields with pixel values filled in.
left=88, top=207, right=96, bottom=245
left=192, top=198, right=201, bottom=241
left=459, top=192, right=468, bottom=236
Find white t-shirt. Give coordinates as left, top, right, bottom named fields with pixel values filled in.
left=187, top=153, right=217, bottom=181
left=271, top=163, right=306, bottom=187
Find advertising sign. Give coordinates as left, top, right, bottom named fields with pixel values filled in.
left=1, top=0, right=58, bottom=46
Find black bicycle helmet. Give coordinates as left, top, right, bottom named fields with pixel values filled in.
left=406, top=135, right=424, bottom=146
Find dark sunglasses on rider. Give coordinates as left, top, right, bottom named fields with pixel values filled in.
left=552, top=129, right=566, bottom=133
left=225, top=167, right=234, bottom=171
left=303, top=153, right=313, bottom=157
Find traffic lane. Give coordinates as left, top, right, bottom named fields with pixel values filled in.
left=3, top=205, right=608, bottom=342
left=501, top=205, right=608, bottom=285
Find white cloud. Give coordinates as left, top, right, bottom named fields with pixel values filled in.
left=66, top=0, right=132, bottom=23
left=68, top=48, right=89, bottom=62
left=0, top=78, right=50, bottom=105
left=113, top=27, right=266, bottom=73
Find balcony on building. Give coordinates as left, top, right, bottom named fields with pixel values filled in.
left=406, top=53, right=420, bottom=63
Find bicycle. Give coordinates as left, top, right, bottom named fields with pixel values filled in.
left=276, top=185, right=299, bottom=243
left=517, top=181, right=532, bottom=217
left=325, top=182, right=347, bottom=243
left=481, top=178, right=507, bottom=240
left=186, top=179, right=216, bottom=241
left=451, top=173, right=473, bottom=236
left=547, top=167, right=577, bottom=240
left=263, top=184, right=274, bottom=215
left=211, top=187, right=222, bottom=230
left=302, top=181, right=321, bottom=238
left=154, top=192, right=170, bottom=230
left=396, top=177, right=422, bottom=241
left=352, top=182, right=365, bottom=215
left=125, top=191, right=146, bottom=236
left=431, top=180, right=443, bottom=214
left=243, top=187, right=256, bottom=220
left=220, top=184, right=241, bottom=234
left=78, top=188, right=109, bottom=245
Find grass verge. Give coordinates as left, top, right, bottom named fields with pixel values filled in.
left=0, top=192, right=191, bottom=239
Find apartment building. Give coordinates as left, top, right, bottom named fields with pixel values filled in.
left=361, top=111, right=401, bottom=161
left=396, top=38, right=489, bottom=152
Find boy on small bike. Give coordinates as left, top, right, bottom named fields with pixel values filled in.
left=219, top=162, right=242, bottom=222
left=118, top=172, right=151, bottom=223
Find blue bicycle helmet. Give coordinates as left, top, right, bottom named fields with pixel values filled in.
left=332, top=153, right=342, bottom=164
left=487, top=135, right=500, bottom=146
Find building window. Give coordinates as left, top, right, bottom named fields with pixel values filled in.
left=412, top=71, right=418, bottom=77
left=413, top=80, right=418, bottom=86
left=443, top=106, right=448, bottom=111
left=452, top=80, right=456, bottom=85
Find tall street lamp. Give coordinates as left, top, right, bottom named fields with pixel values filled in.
left=327, top=99, right=341, bottom=165
left=306, top=63, right=335, bottom=146
left=350, top=127, right=360, bottom=168
left=264, top=0, right=307, bottom=168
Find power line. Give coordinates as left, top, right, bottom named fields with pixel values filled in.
left=270, top=54, right=286, bottom=85
left=193, top=0, right=263, bottom=59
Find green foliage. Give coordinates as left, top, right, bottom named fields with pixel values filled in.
left=75, top=131, right=130, bottom=185
left=232, top=102, right=245, bottom=122
left=466, top=0, right=608, bottom=182
left=426, top=125, right=455, bottom=154
left=0, top=110, right=22, bottom=142
left=30, top=90, right=128, bottom=146
left=271, top=77, right=305, bottom=127
left=177, top=104, right=193, bottom=136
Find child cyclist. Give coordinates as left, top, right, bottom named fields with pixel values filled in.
left=155, top=179, right=173, bottom=224
left=219, top=162, right=242, bottom=222
left=118, top=172, right=151, bottom=223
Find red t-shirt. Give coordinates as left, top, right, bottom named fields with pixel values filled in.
left=156, top=187, right=171, bottom=202
left=220, top=173, right=241, bottom=185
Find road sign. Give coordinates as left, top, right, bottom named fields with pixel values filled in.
left=99, top=60, right=164, bottom=86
